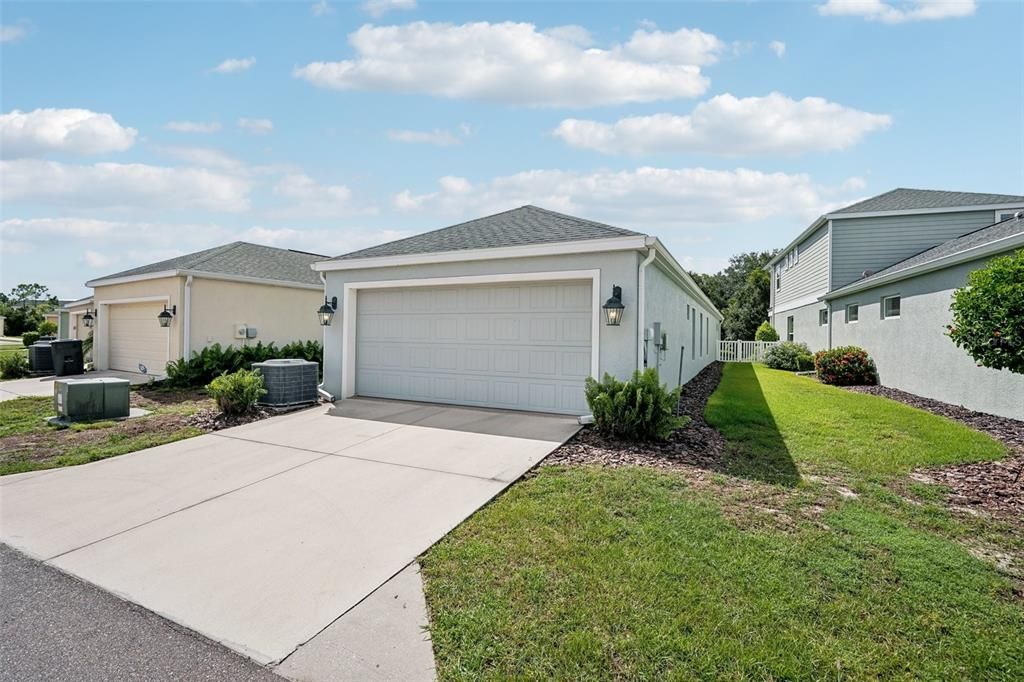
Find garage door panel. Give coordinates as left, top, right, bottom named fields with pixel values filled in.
left=355, top=281, right=592, bottom=414
left=108, top=302, right=170, bottom=376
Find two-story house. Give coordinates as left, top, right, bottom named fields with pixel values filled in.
left=766, top=188, right=1024, bottom=419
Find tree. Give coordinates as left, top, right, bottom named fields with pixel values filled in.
left=947, top=249, right=1024, bottom=374
left=755, top=321, right=779, bottom=341
left=722, top=267, right=772, bottom=340
left=690, top=250, right=777, bottom=340
left=0, top=283, right=57, bottom=336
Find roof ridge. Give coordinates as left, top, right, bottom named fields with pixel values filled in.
left=524, top=205, right=641, bottom=235
left=185, top=241, right=246, bottom=270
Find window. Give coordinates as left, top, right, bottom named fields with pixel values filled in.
left=786, top=315, right=794, bottom=342
left=699, top=313, right=704, bottom=355
left=691, top=315, right=697, bottom=359
left=818, top=309, right=828, bottom=326
left=846, top=304, right=859, bottom=323
left=775, top=266, right=781, bottom=289
left=883, top=295, right=901, bottom=319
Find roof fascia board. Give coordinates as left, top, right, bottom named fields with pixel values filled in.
left=830, top=202, right=1024, bottom=221
left=649, top=238, right=724, bottom=320
left=87, top=269, right=322, bottom=291
left=824, top=231, right=1024, bottom=300
left=312, top=235, right=650, bottom=272
left=85, top=270, right=180, bottom=288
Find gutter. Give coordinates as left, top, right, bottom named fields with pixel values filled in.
left=636, top=244, right=657, bottom=370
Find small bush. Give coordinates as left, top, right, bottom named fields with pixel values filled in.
left=206, top=369, right=267, bottom=415
left=0, top=353, right=29, bottom=379
left=164, top=340, right=323, bottom=388
left=21, top=331, right=40, bottom=347
left=764, top=341, right=814, bottom=371
left=754, top=321, right=779, bottom=342
left=584, top=368, right=688, bottom=441
left=814, top=346, right=878, bottom=386
left=37, top=321, right=57, bottom=336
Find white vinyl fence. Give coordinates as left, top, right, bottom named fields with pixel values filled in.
left=718, top=340, right=780, bottom=363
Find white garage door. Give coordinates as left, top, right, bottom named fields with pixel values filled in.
left=355, top=281, right=593, bottom=414
left=108, top=302, right=170, bottom=376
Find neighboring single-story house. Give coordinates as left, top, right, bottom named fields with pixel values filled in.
left=84, top=242, right=327, bottom=377
left=823, top=213, right=1024, bottom=420
left=58, top=296, right=95, bottom=342
left=313, top=205, right=722, bottom=415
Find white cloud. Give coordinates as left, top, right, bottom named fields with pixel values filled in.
left=362, top=0, right=417, bottom=18
left=553, top=93, right=891, bottom=156
left=817, top=0, right=976, bottom=23
left=1, top=24, right=27, bottom=43
left=211, top=57, right=256, bottom=74
left=1, top=108, right=137, bottom=158
left=294, top=21, right=720, bottom=106
left=392, top=166, right=860, bottom=228
left=238, top=118, right=273, bottom=135
left=769, top=40, right=786, bottom=57
left=0, top=159, right=251, bottom=212
left=272, top=173, right=358, bottom=218
left=83, top=250, right=118, bottom=268
left=387, top=128, right=463, bottom=146
left=311, top=0, right=334, bottom=16
left=165, top=120, right=222, bottom=134
left=155, top=145, right=245, bottom=172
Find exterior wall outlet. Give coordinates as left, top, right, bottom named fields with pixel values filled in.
left=234, top=324, right=247, bottom=339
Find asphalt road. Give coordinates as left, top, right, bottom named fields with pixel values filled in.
left=0, top=543, right=282, bottom=681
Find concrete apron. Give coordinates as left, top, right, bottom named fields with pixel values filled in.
left=0, top=398, right=579, bottom=676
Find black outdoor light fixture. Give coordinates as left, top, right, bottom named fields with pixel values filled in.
left=82, top=309, right=96, bottom=328
left=602, top=285, right=625, bottom=326
left=318, top=296, right=338, bottom=327
left=157, top=304, right=177, bottom=328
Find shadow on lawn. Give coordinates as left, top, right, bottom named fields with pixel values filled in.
left=709, top=363, right=800, bottom=487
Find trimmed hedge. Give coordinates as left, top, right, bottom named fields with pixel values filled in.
left=764, top=341, right=814, bottom=372
left=814, top=346, right=878, bottom=386
left=21, top=331, right=40, bottom=347
left=207, top=369, right=266, bottom=415
left=164, top=340, right=322, bottom=388
left=584, top=368, right=688, bottom=441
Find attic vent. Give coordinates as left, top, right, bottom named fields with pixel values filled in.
left=862, top=270, right=874, bottom=278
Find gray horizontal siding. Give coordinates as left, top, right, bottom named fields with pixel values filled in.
left=830, top=210, right=996, bottom=289
left=775, top=224, right=829, bottom=307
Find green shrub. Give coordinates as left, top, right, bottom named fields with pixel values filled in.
left=164, top=340, right=323, bottom=388
left=0, top=353, right=29, bottom=379
left=948, top=248, right=1024, bottom=375
left=37, top=321, right=57, bottom=336
left=21, top=331, right=40, bottom=347
left=754, top=321, right=779, bottom=342
left=206, top=369, right=267, bottom=415
left=814, top=346, right=878, bottom=386
left=764, top=341, right=814, bottom=371
left=584, top=369, right=688, bottom=441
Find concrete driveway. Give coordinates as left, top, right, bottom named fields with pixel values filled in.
left=0, top=398, right=578, bottom=670
left=0, top=370, right=151, bottom=402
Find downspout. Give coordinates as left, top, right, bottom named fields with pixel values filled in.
left=826, top=299, right=833, bottom=350
left=317, top=272, right=335, bottom=402
left=636, top=241, right=657, bottom=370
left=183, top=275, right=193, bottom=358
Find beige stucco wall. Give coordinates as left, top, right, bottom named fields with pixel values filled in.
left=188, top=278, right=323, bottom=353
left=92, top=276, right=185, bottom=370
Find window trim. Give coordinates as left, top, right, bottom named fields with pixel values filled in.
left=786, top=315, right=794, bottom=342
left=882, top=294, right=901, bottom=319
left=846, top=303, right=859, bottom=324
left=818, top=308, right=828, bottom=326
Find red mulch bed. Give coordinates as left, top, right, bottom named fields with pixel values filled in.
left=845, top=385, right=1024, bottom=520
left=543, top=363, right=726, bottom=473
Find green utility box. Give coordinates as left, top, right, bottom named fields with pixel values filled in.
left=54, top=377, right=131, bottom=421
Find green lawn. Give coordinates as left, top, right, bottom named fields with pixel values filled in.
left=0, top=387, right=209, bottom=476
left=0, top=342, right=27, bottom=360
left=421, top=364, right=1022, bottom=681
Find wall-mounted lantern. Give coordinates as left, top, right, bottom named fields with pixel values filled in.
left=602, top=285, right=625, bottom=326
left=318, top=296, right=338, bottom=327
left=82, top=309, right=96, bottom=328
left=157, top=304, right=177, bottom=328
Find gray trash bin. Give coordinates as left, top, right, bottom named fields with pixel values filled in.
left=50, top=339, right=84, bottom=376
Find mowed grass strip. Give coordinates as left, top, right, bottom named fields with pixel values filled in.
left=421, top=363, right=1019, bottom=681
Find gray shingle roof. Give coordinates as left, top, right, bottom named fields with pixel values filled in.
left=90, top=242, right=327, bottom=286
left=833, top=188, right=1024, bottom=214
left=329, top=205, right=642, bottom=261
left=834, top=213, right=1024, bottom=291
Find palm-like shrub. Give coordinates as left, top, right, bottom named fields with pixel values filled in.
left=584, top=369, right=688, bottom=441
left=206, top=369, right=267, bottom=415
left=165, top=340, right=322, bottom=387
left=0, top=353, right=29, bottom=379
left=764, top=341, right=814, bottom=371
left=754, top=321, right=779, bottom=342
left=814, top=346, right=878, bottom=386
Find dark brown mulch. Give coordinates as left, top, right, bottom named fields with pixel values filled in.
left=844, top=385, right=1024, bottom=520
left=543, top=362, right=726, bottom=473
left=183, top=408, right=273, bottom=431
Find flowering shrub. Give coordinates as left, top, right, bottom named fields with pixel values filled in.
left=814, top=346, right=878, bottom=386
left=764, top=341, right=814, bottom=371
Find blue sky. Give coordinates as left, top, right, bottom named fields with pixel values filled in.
left=2, top=0, right=1021, bottom=298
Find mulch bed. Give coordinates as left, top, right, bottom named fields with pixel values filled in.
left=845, top=385, right=1024, bottom=520
left=543, top=363, right=726, bottom=473
left=183, top=407, right=273, bottom=431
